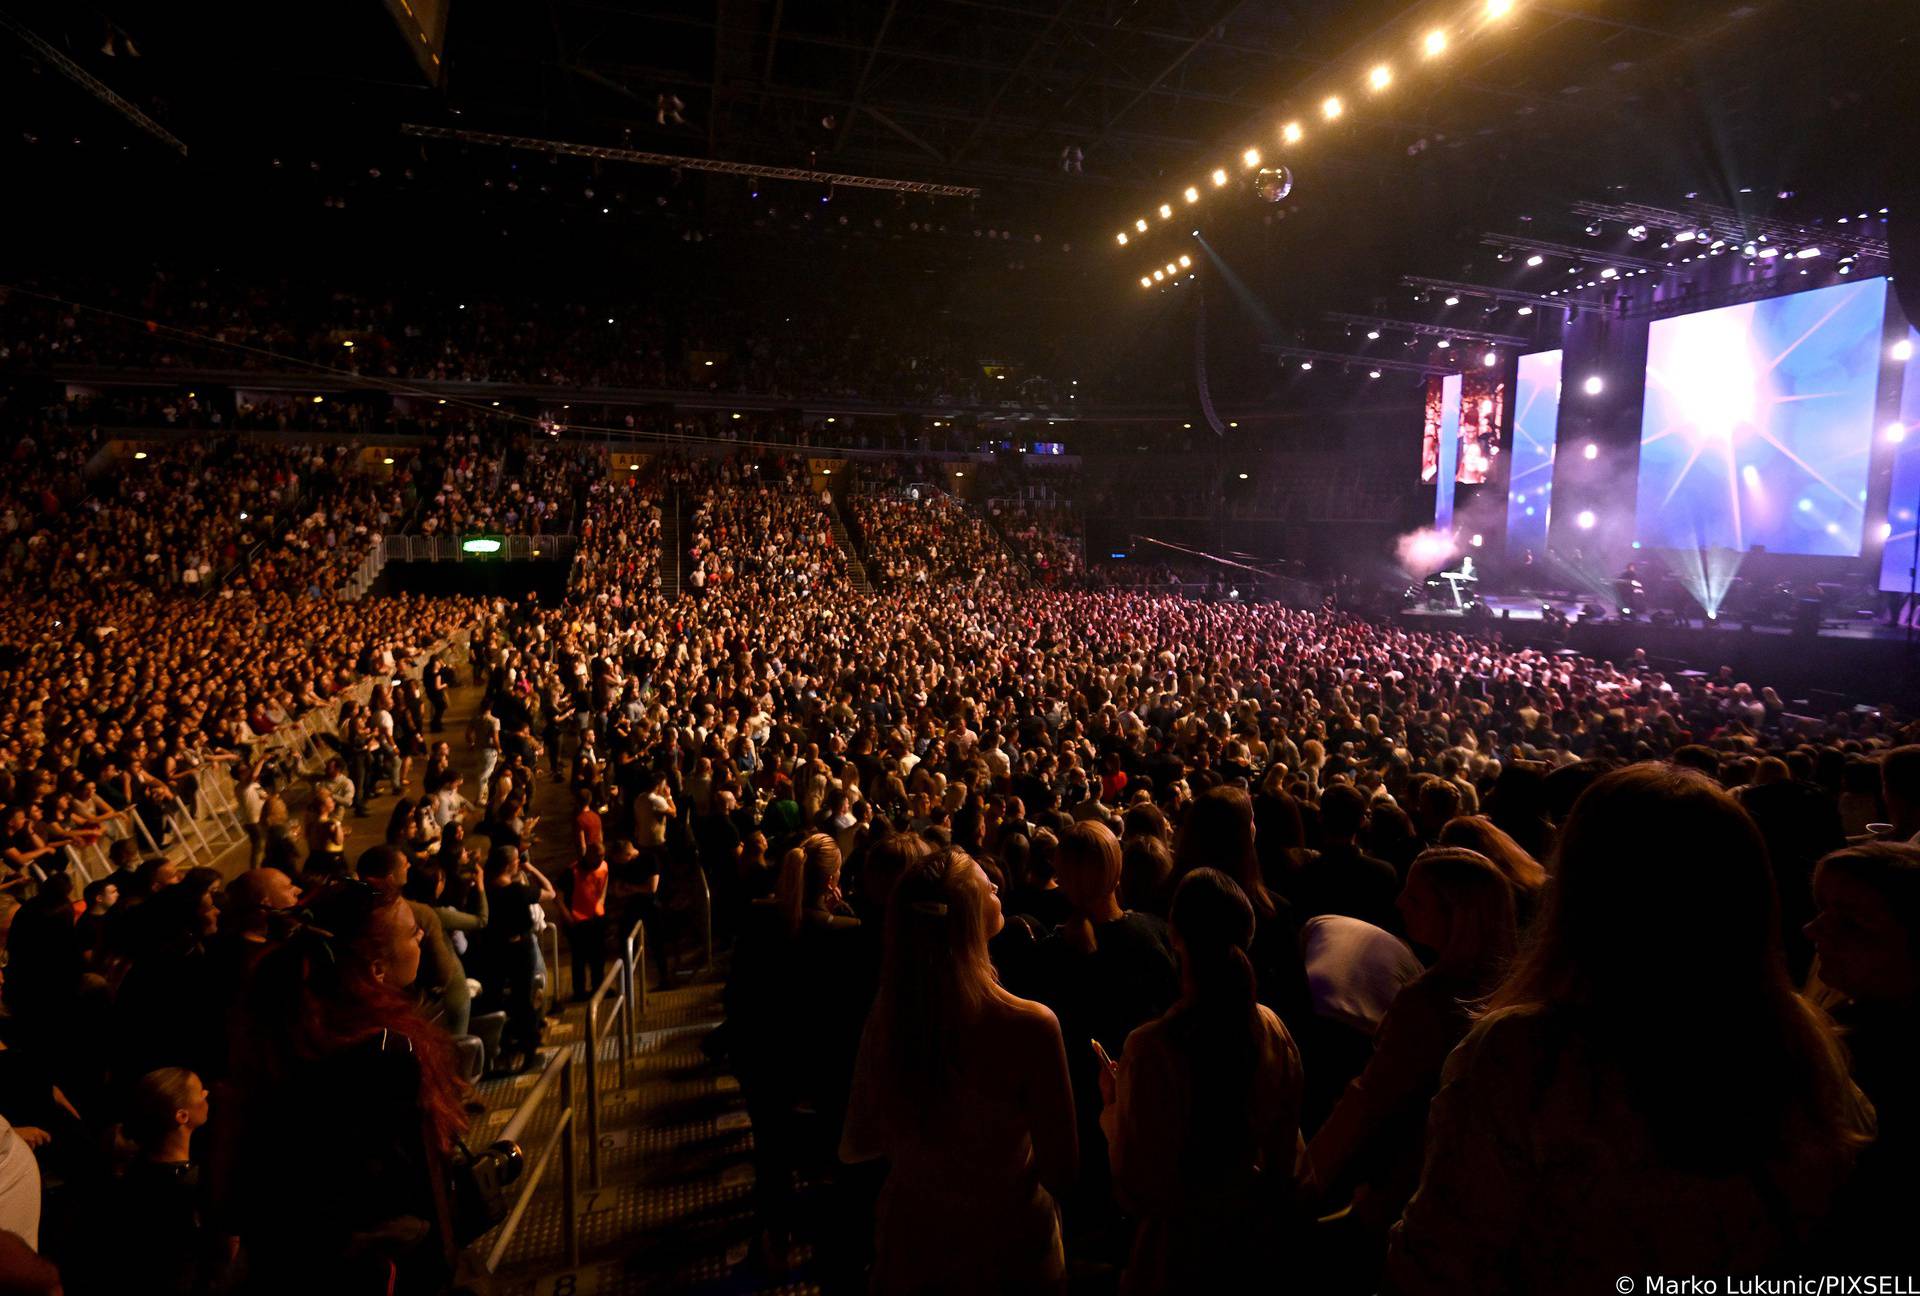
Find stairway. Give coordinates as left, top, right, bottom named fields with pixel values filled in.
left=659, top=493, right=682, bottom=598
left=826, top=499, right=873, bottom=593
left=976, top=503, right=1031, bottom=584
left=468, top=971, right=814, bottom=1296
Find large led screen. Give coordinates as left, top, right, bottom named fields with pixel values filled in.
left=1458, top=373, right=1505, bottom=484
left=1636, top=276, right=1889, bottom=555
left=1506, top=350, right=1561, bottom=554
left=1428, top=373, right=1462, bottom=529
left=1880, top=326, right=1920, bottom=593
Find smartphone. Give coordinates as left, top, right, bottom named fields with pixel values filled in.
left=1090, top=1038, right=1115, bottom=1071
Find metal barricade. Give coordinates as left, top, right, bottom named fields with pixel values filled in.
left=582, top=960, right=632, bottom=1188
left=481, top=1046, right=579, bottom=1274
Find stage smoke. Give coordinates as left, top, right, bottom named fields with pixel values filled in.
left=1396, top=527, right=1457, bottom=578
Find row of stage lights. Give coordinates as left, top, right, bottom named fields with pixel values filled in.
left=1127, top=0, right=1524, bottom=286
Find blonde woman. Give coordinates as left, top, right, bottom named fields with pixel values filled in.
left=842, top=847, right=1076, bottom=1294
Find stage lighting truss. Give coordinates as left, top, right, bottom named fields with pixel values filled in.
left=1478, top=234, right=1668, bottom=272
left=1568, top=199, right=1889, bottom=265
left=1262, top=344, right=1455, bottom=377
left=1112, top=0, right=1541, bottom=285
left=1325, top=310, right=1530, bottom=349
left=400, top=124, right=981, bottom=196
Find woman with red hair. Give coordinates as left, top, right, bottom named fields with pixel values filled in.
left=227, top=879, right=470, bottom=1294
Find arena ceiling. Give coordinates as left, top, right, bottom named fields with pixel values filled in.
left=2, top=0, right=1912, bottom=384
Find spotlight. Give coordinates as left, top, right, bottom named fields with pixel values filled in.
left=1369, top=64, right=1392, bottom=91
left=1674, top=230, right=1696, bottom=243
left=1583, top=375, right=1604, bottom=395
left=1238, top=472, right=1249, bottom=480
left=1368, top=369, right=1382, bottom=379
left=1469, top=534, right=1484, bottom=547
left=1626, top=224, right=1649, bottom=241
left=1159, top=203, right=1173, bottom=219
left=1242, top=147, right=1261, bottom=168
left=1153, top=269, right=1164, bottom=280
left=1424, top=28, right=1447, bottom=55
left=133, top=450, right=148, bottom=460
left=1165, top=263, right=1178, bottom=275
left=1576, top=509, right=1597, bottom=530
left=1883, top=523, right=1897, bottom=542
left=1741, top=464, right=1761, bottom=489
left=1444, top=295, right=1461, bottom=306
left=1483, top=351, right=1498, bottom=366
left=1141, top=276, right=1153, bottom=288
left=1894, top=339, right=1915, bottom=362
left=1178, top=254, right=1192, bottom=267
left=1212, top=168, right=1229, bottom=187
left=1366, top=329, right=1381, bottom=339
left=1757, top=247, right=1781, bottom=259
left=1793, top=247, right=1822, bottom=259
left=1583, top=442, right=1598, bottom=460
left=1436, top=339, right=1451, bottom=349
left=1525, top=254, right=1544, bottom=267
left=1300, top=361, right=1313, bottom=370
left=1117, top=232, right=1129, bottom=245
left=1321, top=96, right=1343, bottom=121
left=1184, top=186, right=1199, bottom=203
left=1888, top=422, right=1908, bottom=444
left=1487, top=0, right=1513, bottom=16
left=1135, top=218, right=1148, bottom=232
left=1599, top=268, right=1618, bottom=279
left=1281, top=121, right=1303, bottom=145
left=1517, top=305, right=1533, bottom=316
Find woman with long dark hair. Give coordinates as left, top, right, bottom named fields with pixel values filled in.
left=227, top=879, right=470, bottom=1294
left=1172, top=785, right=1307, bottom=1022
left=725, top=833, right=863, bottom=1273
left=1387, top=765, right=1872, bottom=1294
left=1097, top=867, right=1307, bottom=1294
left=841, top=846, right=1076, bottom=1294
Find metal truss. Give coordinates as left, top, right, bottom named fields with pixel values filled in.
left=1259, top=343, right=1453, bottom=377
left=1568, top=200, right=1890, bottom=263
left=1398, top=276, right=1556, bottom=309
left=1476, top=233, right=1671, bottom=272
left=1322, top=312, right=1532, bottom=349
left=399, top=124, right=981, bottom=197
left=0, top=11, right=187, bottom=157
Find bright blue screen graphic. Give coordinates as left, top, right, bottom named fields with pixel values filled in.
left=1433, top=373, right=1461, bottom=530
left=1636, top=276, right=1888, bottom=555
left=1507, top=350, right=1561, bottom=554
left=1879, top=326, right=1920, bottom=594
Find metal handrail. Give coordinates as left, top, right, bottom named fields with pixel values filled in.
left=583, top=959, right=632, bottom=1188
left=483, top=1046, right=580, bottom=1274
left=624, top=916, right=648, bottom=1026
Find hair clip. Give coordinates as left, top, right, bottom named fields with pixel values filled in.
left=907, top=900, right=949, bottom=918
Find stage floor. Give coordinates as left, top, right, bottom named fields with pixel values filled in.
left=1407, top=591, right=1914, bottom=643
left=1397, top=587, right=1919, bottom=707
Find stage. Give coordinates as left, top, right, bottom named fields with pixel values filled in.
left=1398, top=593, right=1920, bottom=710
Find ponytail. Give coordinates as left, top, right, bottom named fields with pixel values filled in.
left=1165, top=868, right=1264, bottom=1173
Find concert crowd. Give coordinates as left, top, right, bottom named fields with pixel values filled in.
left=0, top=429, right=1913, bottom=1295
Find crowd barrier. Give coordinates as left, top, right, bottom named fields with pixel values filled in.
left=47, top=634, right=466, bottom=884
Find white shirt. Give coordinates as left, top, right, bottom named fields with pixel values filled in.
left=0, top=1119, right=42, bottom=1250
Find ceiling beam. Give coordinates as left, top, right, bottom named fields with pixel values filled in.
left=833, top=0, right=904, bottom=153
